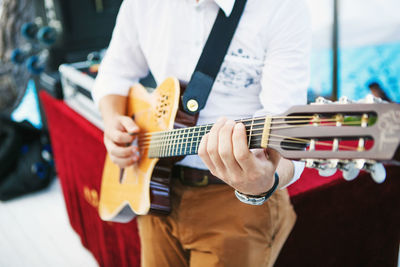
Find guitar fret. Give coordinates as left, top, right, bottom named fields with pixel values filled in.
left=161, top=132, right=166, bottom=157
left=176, top=129, right=181, bottom=156
left=167, top=130, right=173, bottom=157
left=185, top=128, right=189, bottom=155
left=194, top=126, right=199, bottom=154
left=179, top=129, right=184, bottom=156
left=185, top=129, right=189, bottom=155
left=248, top=118, right=254, bottom=148
left=157, top=134, right=165, bottom=157
left=190, top=127, right=196, bottom=155
left=189, top=127, right=195, bottom=155
left=177, top=130, right=180, bottom=156
left=172, top=130, right=178, bottom=157
left=174, top=130, right=180, bottom=156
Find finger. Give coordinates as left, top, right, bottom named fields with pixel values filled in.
left=106, top=129, right=135, bottom=144
left=232, top=123, right=257, bottom=171
left=198, top=133, right=216, bottom=172
left=119, top=116, right=139, bottom=134
left=207, top=117, right=228, bottom=173
left=218, top=120, right=242, bottom=175
left=109, top=155, right=137, bottom=168
left=104, top=137, right=138, bottom=158
left=111, top=144, right=137, bottom=158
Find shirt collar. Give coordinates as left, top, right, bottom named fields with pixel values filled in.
left=196, top=0, right=235, bottom=17
left=214, top=0, right=235, bottom=17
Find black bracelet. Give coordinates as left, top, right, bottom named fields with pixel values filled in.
left=234, top=172, right=280, bottom=205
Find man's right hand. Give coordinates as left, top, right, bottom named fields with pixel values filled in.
left=99, top=95, right=140, bottom=168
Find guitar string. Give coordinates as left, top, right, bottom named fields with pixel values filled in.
left=137, top=119, right=367, bottom=144
left=138, top=138, right=363, bottom=157
left=138, top=137, right=355, bottom=152
left=137, top=120, right=367, bottom=148
left=136, top=114, right=371, bottom=138
left=137, top=115, right=313, bottom=137
left=138, top=122, right=365, bottom=148
left=118, top=113, right=370, bottom=156
left=140, top=124, right=368, bottom=156
left=142, top=134, right=359, bottom=154
left=138, top=130, right=364, bottom=157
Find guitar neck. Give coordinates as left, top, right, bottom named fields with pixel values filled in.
left=142, top=101, right=400, bottom=163
left=146, top=117, right=266, bottom=158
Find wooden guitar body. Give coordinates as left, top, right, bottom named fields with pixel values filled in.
left=99, top=77, right=184, bottom=222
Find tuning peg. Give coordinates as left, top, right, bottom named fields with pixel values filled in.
left=312, top=160, right=337, bottom=177
left=342, top=162, right=361, bottom=181
left=365, top=163, right=386, bottom=183
left=318, top=168, right=337, bottom=177
left=318, top=159, right=338, bottom=177
left=354, top=159, right=366, bottom=169
left=359, top=94, right=386, bottom=104
left=306, top=159, right=317, bottom=168
left=338, top=96, right=354, bottom=104
left=312, top=97, right=333, bottom=105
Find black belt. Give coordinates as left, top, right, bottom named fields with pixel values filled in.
left=171, top=165, right=226, bottom=186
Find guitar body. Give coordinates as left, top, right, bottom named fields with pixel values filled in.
left=99, top=77, right=183, bottom=222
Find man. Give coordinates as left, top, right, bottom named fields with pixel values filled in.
left=368, top=81, right=392, bottom=102
left=92, top=0, right=311, bottom=266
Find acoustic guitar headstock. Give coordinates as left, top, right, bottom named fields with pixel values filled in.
left=264, top=95, right=400, bottom=183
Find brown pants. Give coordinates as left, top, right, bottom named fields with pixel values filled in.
left=137, top=179, right=296, bottom=267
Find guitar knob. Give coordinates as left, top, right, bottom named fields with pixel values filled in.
left=354, top=159, right=366, bottom=170
left=318, top=159, right=338, bottom=177
left=338, top=96, right=353, bottom=104
left=306, top=159, right=316, bottom=168
left=313, top=97, right=332, bottom=105
left=318, top=168, right=337, bottom=177
left=341, top=162, right=360, bottom=181
left=361, top=94, right=385, bottom=104
left=368, top=163, right=386, bottom=183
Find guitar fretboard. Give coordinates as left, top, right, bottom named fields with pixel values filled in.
left=146, top=117, right=267, bottom=158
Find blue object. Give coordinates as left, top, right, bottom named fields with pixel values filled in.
left=37, top=26, right=57, bottom=46
left=26, top=55, right=45, bottom=75
left=11, top=80, right=42, bottom=129
left=21, top=22, right=39, bottom=40
left=32, top=162, right=47, bottom=179
left=10, top=48, right=25, bottom=64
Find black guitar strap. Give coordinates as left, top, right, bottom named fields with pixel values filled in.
left=182, top=0, right=248, bottom=115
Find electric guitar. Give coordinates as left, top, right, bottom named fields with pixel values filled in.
left=98, top=77, right=400, bottom=222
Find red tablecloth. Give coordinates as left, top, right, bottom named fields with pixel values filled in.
left=40, top=91, right=400, bottom=267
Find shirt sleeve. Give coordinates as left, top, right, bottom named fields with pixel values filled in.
left=91, top=0, right=149, bottom=108
left=255, top=0, right=312, bottom=185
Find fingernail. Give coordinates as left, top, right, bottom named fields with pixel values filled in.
left=235, top=123, right=244, bottom=129
left=217, top=117, right=227, bottom=123
left=226, top=120, right=235, bottom=126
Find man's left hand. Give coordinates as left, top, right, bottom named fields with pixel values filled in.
left=198, top=117, right=281, bottom=195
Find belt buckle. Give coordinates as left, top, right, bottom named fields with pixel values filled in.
left=179, top=168, right=209, bottom=187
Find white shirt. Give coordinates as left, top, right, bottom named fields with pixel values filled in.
left=92, top=0, right=312, bottom=185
